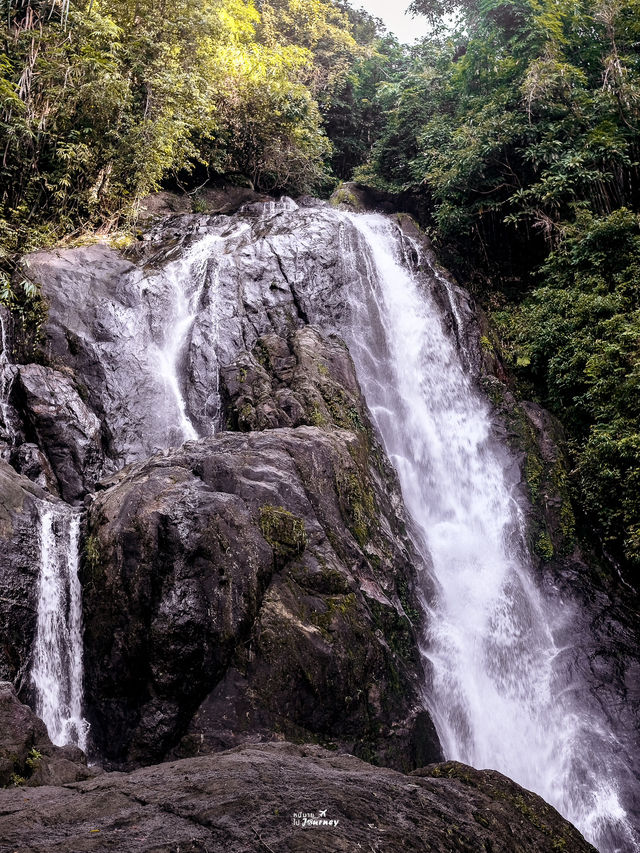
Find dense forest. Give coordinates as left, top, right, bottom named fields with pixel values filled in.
left=1, top=0, right=638, bottom=582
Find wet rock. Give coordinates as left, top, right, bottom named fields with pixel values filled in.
left=0, top=462, right=51, bottom=688
left=25, top=243, right=161, bottom=467
left=137, top=186, right=271, bottom=221
left=12, top=364, right=103, bottom=502
left=0, top=681, right=96, bottom=788
left=0, top=742, right=597, bottom=852
left=22, top=204, right=368, bottom=466
left=220, top=327, right=370, bottom=433
left=10, top=442, right=59, bottom=494
left=83, top=425, right=436, bottom=771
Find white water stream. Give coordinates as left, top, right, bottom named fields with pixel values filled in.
left=150, top=232, right=224, bottom=445
left=338, top=213, right=638, bottom=853
left=0, top=312, right=16, bottom=444
left=31, top=504, right=89, bottom=751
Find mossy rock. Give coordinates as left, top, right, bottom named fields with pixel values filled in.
left=329, top=184, right=365, bottom=211
left=259, top=505, right=307, bottom=565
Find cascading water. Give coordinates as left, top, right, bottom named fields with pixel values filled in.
left=31, top=504, right=89, bottom=752
left=335, top=212, right=639, bottom=853
left=148, top=231, right=224, bottom=445
left=0, top=312, right=16, bottom=444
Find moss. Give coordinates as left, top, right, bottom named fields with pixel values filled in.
left=253, top=339, right=272, bottom=370
left=309, top=403, right=326, bottom=427
left=511, top=794, right=550, bottom=832
left=84, top=533, right=103, bottom=582
left=330, top=185, right=362, bottom=210
left=74, top=378, right=89, bottom=403
left=336, top=470, right=376, bottom=547
left=396, top=576, right=420, bottom=625
left=320, top=385, right=364, bottom=432
left=368, top=597, right=416, bottom=665
left=535, top=530, right=555, bottom=561
left=472, top=810, right=491, bottom=828
left=108, top=232, right=135, bottom=251
left=524, top=452, right=544, bottom=503
left=481, top=375, right=578, bottom=557
left=311, top=592, right=358, bottom=634
left=259, top=505, right=307, bottom=565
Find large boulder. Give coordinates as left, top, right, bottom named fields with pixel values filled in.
left=12, top=363, right=104, bottom=502
left=0, top=741, right=597, bottom=852
left=220, top=327, right=372, bottom=434
left=83, top=423, right=437, bottom=770
left=0, top=681, right=96, bottom=787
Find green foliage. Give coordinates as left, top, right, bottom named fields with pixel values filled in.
left=336, top=469, right=376, bottom=547
left=0, top=0, right=375, bottom=264
left=25, top=748, right=42, bottom=769
left=360, top=0, right=640, bottom=276
left=323, top=33, right=410, bottom=179
left=498, top=209, right=640, bottom=568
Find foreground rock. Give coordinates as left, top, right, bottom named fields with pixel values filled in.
left=0, top=682, right=96, bottom=787
left=83, top=421, right=438, bottom=770
left=0, top=742, right=597, bottom=852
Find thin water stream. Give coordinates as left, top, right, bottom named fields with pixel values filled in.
left=31, top=504, right=89, bottom=752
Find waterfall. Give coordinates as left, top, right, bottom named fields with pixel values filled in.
left=31, top=504, right=89, bottom=752
left=0, top=312, right=16, bottom=445
left=149, top=232, right=224, bottom=445
left=337, top=212, right=639, bottom=853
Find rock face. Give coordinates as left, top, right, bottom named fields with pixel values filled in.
left=0, top=742, right=597, bottom=853
left=0, top=192, right=637, bottom=850
left=1, top=201, right=448, bottom=779
left=0, top=681, right=96, bottom=787
left=12, top=364, right=104, bottom=502
left=0, top=462, right=52, bottom=689
left=82, top=332, right=438, bottom=767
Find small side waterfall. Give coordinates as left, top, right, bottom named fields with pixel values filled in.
left=337, top=212, right=639, bottom=853
left=149, top=232, right=224, bottom=445
left=0, top=312, right=17, bottom=445
left=31, top=504, right=89, bottom=752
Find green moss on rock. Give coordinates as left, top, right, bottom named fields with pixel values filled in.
left=336, top=470, right=376, bottom=547
left=259, top=505, right=307, bottom=564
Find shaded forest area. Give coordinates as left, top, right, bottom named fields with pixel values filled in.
left=1, top=0, right=639, bottom=581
